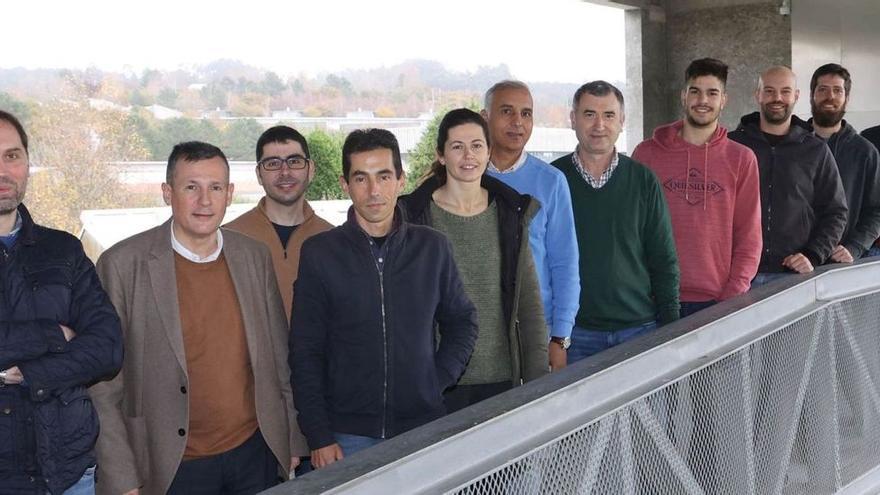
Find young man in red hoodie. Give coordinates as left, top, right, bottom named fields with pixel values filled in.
left=633, top=58, right=762, bottom=318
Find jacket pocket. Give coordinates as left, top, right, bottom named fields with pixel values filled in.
left=55, top=387, right=99, bottom=462
left=24, top=262, right=73, bottom=322
left=0, top=395, right=14, bottom=470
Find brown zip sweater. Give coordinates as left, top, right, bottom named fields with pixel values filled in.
left=225, top=199, right=333, bottom=319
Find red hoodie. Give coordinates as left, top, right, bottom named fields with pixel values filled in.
left=632, top=120, right=761, bottom=302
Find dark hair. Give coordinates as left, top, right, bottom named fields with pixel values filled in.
left=166, top=141, right=229, bottom=184
left=572, top=80, right=625, bottom=113
left=685, top=58, right=729, bottom=87
left=255, top=125, right=310, bottom=162
left=810, top=63, right=852, bottom=96
left=0, top=110, right=29, bottom=153
left=427, top=108, right=491, bottom=186
left=341, top=128, right=403, bottom=181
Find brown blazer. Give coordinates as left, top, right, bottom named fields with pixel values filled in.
left=90, top=221, right=304, bottom=495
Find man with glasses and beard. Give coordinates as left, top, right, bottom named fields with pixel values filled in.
left=729, top=66, right=847, bottom=285
left=808, top=64, right=880, bottom=260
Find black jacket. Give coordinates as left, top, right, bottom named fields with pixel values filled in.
left=861, top=124, right=880, bottom=152
left=290, top=208, right=478, bottom=450
left=812, top=119, right=880, bottom=258
left=0, top=205, right=123, bottom=494
left=729, top=113, right=848, bottom=272
left=399, top=174, right=549, bottom=385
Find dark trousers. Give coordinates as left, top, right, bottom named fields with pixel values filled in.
left=444, top=381, right=513, bottom=414
left=167, top=429, right=281, bottom=495
left=679, top=300, right=717, bottom=319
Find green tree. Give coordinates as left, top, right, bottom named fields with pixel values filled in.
left=306, top=129, right=345, bottom=200
left=145, top=118, right=222, bottom=160
left=325, top=74, right=354, bottom=96
left=261, top=72, right=286, bottom=97
left=405, top=113, right=441, bottom=192
left=0, top=92, right=31, bottom=124
left=201, top=83, right=227, bottom=109
left=156, top=88, right=179, bottom=107
left=221, top=119, right=264, bottom=160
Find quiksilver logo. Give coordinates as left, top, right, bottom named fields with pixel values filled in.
left=663, top=168, right=724, bottom=205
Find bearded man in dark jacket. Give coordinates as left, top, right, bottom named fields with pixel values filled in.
left=729, top=66, right=848, bottom=285
left=808, top=63, right=880, bottom=260
left=0, top=111, right=123, bottom=494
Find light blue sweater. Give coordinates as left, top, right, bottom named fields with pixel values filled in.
left=487, top=153, right=579, bottom=338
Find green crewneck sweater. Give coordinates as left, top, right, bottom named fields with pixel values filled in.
left=430, top=200, right=512, bottom=385
left=551, top=153, right=680, bottom=330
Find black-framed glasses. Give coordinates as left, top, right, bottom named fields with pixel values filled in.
left=259, top=154, right=310, bottom=171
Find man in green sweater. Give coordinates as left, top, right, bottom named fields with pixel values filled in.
left=551, top=81, right=680, bottom=363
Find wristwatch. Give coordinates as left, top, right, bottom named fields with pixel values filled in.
left=550, top=336, right=571, bottom=350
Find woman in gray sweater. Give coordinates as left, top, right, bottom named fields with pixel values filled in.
left=399, top=108, right=549, bottom=412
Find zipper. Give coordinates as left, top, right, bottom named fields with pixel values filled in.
left=364, top=233, right=390, bottom=440
left=377, top=265, right=388, bottom=439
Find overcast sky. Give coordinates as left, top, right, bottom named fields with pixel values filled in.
left=5, top=0, right=625, bottom=83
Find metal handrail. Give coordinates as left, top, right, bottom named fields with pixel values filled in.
left=267, top=258, right=880, bottom=495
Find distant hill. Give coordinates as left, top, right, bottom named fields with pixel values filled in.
left=0, top=59, right=622, bottom=127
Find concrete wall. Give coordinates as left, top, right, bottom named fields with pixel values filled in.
left=622, top=0, right=791, bottom=143
left=665, top=2, right=790, bottom=132
left=791, top=0, right=880, bottom=132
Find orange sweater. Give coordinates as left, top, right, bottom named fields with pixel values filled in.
left=225, top=199, right=333, bottom=320
left=175, top=253, right=257, bottom=459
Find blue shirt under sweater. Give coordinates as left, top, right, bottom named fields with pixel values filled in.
left=487, top=153, right=579, bottom=339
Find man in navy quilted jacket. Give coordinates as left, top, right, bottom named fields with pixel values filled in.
left=0, top=110, right=123, bottom=494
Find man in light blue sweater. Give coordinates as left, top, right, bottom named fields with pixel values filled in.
left=481, top=80, right=579, bottom=370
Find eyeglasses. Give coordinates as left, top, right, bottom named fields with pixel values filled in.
left=259, top=154, right=310, bottom=171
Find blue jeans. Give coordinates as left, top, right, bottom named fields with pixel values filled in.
left=333, top=432, right=383, bottom=457
left=61, top=466, right=95, bottom=495
left=750, top=272, right=791, bottom=288
left=568, top=320, right=658, bottom=363
left=864, top=245, right=880, bottom=258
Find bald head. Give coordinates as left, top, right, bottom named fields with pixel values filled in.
left=757, top=66, right=797, bottom=91
left=756, top=65, right=799, bottom=129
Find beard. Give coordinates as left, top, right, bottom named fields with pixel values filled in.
left=0, top=178, right=25, bottom=214
left=811, top=99, right=846, bottom=128
left=685, top=108, right=719, bottom=128
left=760, top=101, right=793, bottom=125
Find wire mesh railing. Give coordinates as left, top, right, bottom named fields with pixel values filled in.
left=269, top=259, right=880, bottom=495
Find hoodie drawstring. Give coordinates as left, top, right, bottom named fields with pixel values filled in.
left=685, top=150, right=692, bottom=204
left=703, top=143, right=709, bottom=211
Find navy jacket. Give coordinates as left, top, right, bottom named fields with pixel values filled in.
left=729, top=113, right=848, bottom=272
left=290, top=208, right=478, bottom=450
left=0, top=205, right=123, bottom=494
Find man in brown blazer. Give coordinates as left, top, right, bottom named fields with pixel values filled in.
left=91, top=142, right=301, bottom=495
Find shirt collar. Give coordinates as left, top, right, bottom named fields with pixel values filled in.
left=571, top=146, right=619, bottom=189
left=170, top=221, right=223, bottom=263
left=488, top=150, right=528, bottom=174
left=0, top=212, right=22, bottom=249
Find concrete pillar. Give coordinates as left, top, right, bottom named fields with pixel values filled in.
left=625, top=4, right=669, bottom=146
